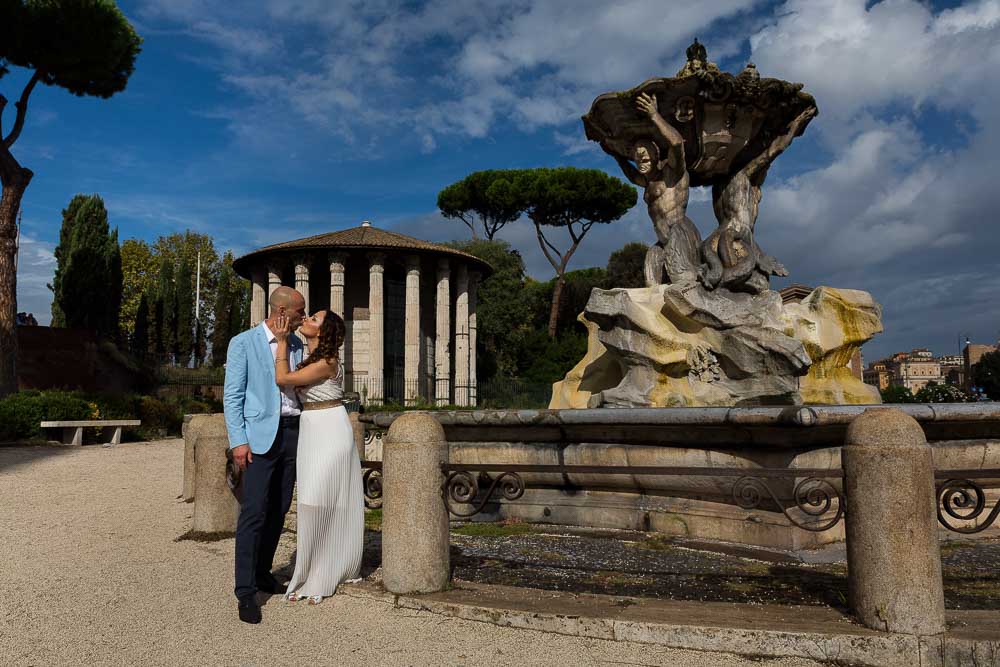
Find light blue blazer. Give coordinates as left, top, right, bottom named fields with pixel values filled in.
left=223, top=324, right=304, bottom=453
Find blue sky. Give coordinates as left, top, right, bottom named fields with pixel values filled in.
left=7, top=0, right=1000, bottom=361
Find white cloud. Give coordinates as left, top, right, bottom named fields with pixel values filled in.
left=15, top=234, right=56, bottom=325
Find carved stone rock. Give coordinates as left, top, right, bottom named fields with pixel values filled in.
left=550, top=285, right=882, bottom=408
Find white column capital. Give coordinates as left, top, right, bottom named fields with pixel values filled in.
left=368, top=252, right=386, bottom=273
left=328, top=251, right=349, bottom=270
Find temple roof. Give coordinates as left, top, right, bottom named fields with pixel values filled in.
left=233, top=222, right=492, bottom=278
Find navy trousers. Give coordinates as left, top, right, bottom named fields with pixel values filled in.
left=234, top=418, right=298, bottom=601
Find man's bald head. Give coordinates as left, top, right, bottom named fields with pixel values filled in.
left=267, top=286, right=307, bottom=329
left=268, top=286, right=304, bottom=314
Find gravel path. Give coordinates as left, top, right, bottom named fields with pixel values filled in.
left=0, top=441, right=825, bottom=666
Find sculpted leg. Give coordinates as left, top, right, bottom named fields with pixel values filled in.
left=644, top=244, right=666, bottom=286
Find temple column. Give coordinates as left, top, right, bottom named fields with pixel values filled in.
left=435, top=259, right=450, bottom=406
left=468, top=271, right=480, bottom=407
left=368, top=252, right=385, bottom=404
left=267, top=262, right=283, bottom=301
left=454, top=264, right=470, bottom=407
left=293, top=255, right=310, bottom=313
left=250, top=266, right=267, bottom=327
left=404, top=255, right=421, bottom=404
left=328, top=251, right=348, bottom=320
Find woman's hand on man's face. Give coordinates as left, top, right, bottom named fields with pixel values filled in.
left=274, top=314, right=291, bottom=341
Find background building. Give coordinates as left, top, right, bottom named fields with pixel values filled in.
left=233, top=221, right=491, bottom=406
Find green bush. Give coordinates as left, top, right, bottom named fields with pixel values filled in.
left=138, top=396, right=183, bottom=436
left=0, top=390, right=94, bottom=441
left=0, top=389, right=228, bottom=443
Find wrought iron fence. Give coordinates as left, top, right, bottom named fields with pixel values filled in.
left=360, top=453, right=1000, bottom=535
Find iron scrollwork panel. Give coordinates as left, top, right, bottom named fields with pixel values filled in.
left=732, top=476, right=844, bottom=532
left=361, top=461, right=383, bottom=509
left=443, top=470, right=525, bottom=518
left=936, top=478, right=1000, bottom=534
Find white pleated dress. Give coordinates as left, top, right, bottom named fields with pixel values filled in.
left=286, top=366, right=364, bottom=598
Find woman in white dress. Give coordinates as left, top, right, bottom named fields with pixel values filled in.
left=273, top=309, right=364, bottom=604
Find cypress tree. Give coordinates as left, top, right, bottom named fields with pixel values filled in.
left=50, top=194, right=123, bottom=339
left=157, top=258, right=176, bottom=364
left=176, top=257, right=194, bottom=366
left=210, top=264, right=234, bottom=367
left=132, top=292, right=149, bottom=362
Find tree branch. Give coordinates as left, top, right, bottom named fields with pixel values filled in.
left=0, top=94, right=7, bottom=140
left=533, top=221, right=562, bottom=273
left=3, top=70, right=41, bottom=150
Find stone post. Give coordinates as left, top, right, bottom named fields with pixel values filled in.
left=191, top=414, right=239, bottom=536
left=349, top=412, right=365, bottom=460
left=368, top=252, right=385, bottom=404
left=435, top=259, right=450, bottom=406
left=843, top=408, right=945, bottom=635
left=293, top=255, right=310, bottom=314
left=250, top=267, right=267, bottom=327
left=382, top=412, right=449, bottom=594
left=468, top=271, right=479, bottom=407
left=267, top=262, right=283, bottom=301
left=404, top=255, right=421, bottom=404
left=454, top=264, right=470, bottom=406
left=328, top=251, right=348, bottom=320
left=182, top=414, right=200, bottom=502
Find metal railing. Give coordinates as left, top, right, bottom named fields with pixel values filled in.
left=359, top=456, right=1000, bottom=535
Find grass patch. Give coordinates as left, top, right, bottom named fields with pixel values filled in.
left=452, top=521, right=537, bottom=537
left=365, top=509, right=382, bottom=531
left=630, top=534, right=675, bottom=551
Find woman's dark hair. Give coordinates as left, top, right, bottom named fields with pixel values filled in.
left=298, top=310, right=346, bottom=370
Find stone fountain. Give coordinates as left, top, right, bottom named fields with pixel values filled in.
left=552, top=40, right=881, bottom=409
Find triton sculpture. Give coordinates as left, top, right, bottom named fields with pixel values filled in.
left=553, top=41, right=883, bottom=408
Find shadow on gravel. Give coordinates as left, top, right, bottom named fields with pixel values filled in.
left=0, top=444, right=79, bottom=475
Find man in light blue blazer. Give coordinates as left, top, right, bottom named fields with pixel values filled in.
left=224, top=286, right=306, bottom=624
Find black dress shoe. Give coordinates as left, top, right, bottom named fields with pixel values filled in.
left=238, top=596, right=261, bottom=624
left=256, top=575, right=287, bottom=595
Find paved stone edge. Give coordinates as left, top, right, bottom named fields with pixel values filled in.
left=340, top=583, right=1000, bottom=667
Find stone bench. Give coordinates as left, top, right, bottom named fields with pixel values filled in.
left=40, top=420, right=141, bottom=446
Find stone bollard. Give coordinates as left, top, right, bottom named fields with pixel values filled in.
left=349, top=412, right=366, bottom=461
left=843, top=408, right=945, bottom=635
left=382, top=412, right=449, bottom=594
left=191, top=414, right=239, bottom=536
left=181, top=414, right=203, bottom=502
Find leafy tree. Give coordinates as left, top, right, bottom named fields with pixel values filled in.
left=973, top=350, right=1000, bottom=400
left=119, top=238, right=156, bottom=336
left=880, top=385, right=915, bottom=404
left=0, top=0, right=142, bottom=396
left=914, top=382, right=970, bottom=403
left=153, top=231, right=220, bottom=347
left=131, top=292, right=149, bottom=362
left=445, top=239, right=534, bottom=378
left=437, top=169, right=526, bottom=240
left=518, top=167, right=636, bottom=337
left=605, top=241, right=648, bottom=289
left=175, top=256, right=194, bottom=366
left=49, top=194, right=122, bottom=339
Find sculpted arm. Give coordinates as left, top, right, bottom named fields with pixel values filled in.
left=746, top=105, right=817, bottom=178
left=609, top=148, right=645, bottom=186
left=636, top=93, right=685, bottom=165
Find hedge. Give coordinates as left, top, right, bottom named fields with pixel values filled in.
left=0, top=390, right=221, bottom=443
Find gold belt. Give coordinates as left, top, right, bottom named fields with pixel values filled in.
left=301, top=399, right=343, bottom=411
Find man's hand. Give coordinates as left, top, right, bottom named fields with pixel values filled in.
left=636, top=92, right=659, bottom=118
left=232, top=444, right=252, bottom=471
